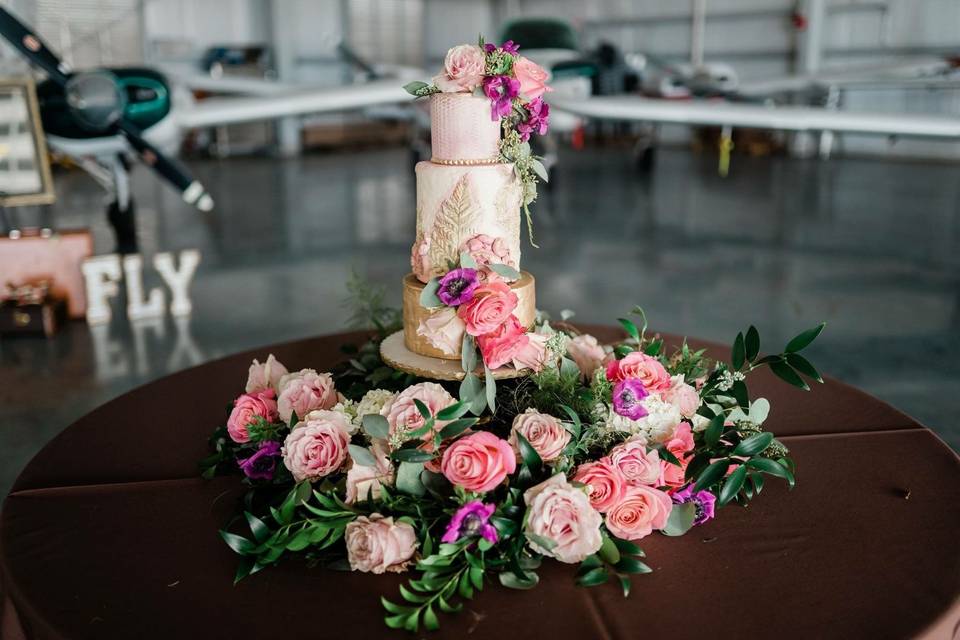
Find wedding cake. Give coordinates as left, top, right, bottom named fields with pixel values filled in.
left=384, top=40, right=553, bottom=376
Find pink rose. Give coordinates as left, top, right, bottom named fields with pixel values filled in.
left=661, top=422, right=695, bottom=489
left=277, top=369, right=338, bottom=424
left=523, top=474, right=603, bottom=563
left=663, top=374, right=700, bottom=418
left=457, top=281, right=518, bottom=336
left=417, top=307, right=466, bottom=357
left=513, top=56, right=552, bottom=100
left=509, top=409, right=570, bottom=462
left=460, top=234, right=517, bottom=281
left=609, top=438, right=663, bottom=487
left=281, top=410, right=351, bottom=482
left=566, top=334, right=606, bottom=379
left=511, top=330, right=549, bottom=372
left=245, top=354, right=288, bottom=394
left=477, top=315, right=529, bottom=369
left=432, top=44, right=486, bottom=93
left=345, top=514, right=418, bottom=574
left=606, top=352, right=672, bottom=392
left=382, top=382, right=456, bottom=441
left=441, top=432, right=516, bottom=493
left=410, top=234, right=432, bottom=283
left=604, top=485, right=673, bottom=541
left=226, top=389, right=278, bottom=443
left=345, top=442, right=395, bottom=504
left=572, top=457, right=627, bottom=513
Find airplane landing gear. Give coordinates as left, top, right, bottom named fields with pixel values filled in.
left=107, top=197, right=138, bottom=254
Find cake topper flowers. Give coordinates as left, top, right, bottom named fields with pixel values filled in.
left=404, top=36, right=553, bottom=246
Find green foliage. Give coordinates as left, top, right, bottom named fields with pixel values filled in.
left=342, top=270, right=402, bottom=334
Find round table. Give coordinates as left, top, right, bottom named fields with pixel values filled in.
left=2, top=328, right=958, bottom=640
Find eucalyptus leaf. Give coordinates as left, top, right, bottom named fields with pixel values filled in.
left=531, top=158, right=549, bottom=182
left=403, top=80, right=428, bottom=95
left=348, top=444, right=377, bottom=467
left=661, top=501, right=696, bottom=537
left=461, top=334, right=477, bottom=373
left=488, top=263, right=521, bottom=281
left=419, top=278, right=443, bottom=308
left=459, top=373, right=486, bottom=415
left=499, top=570, right=539, bottom=590
left=362, top=413, right=390, bottom=440
left=599, top=535, right=621, bottom=565
left=748, top=398, right=770, bottom=425
left=484, top=366, right=496, bottom=414
left=459, top=251, right=477, bottom=269
left=392, top=449, right=435, bottom=463
left=396, top=461, right=426, bottom=496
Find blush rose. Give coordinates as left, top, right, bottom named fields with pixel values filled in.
left=477, top=315, right=529, bottom=369
left=345, top=514, right=418, bottom=574
left=441, top=432, right=516, bottom=493
left=609, top=438, right=663, bottom=487
left=458, top=281, right=518, bottom=336
left=245, top=354, right=288, bottom=394
left=661, top=422, right=695, bottom=489
left=663, top=374, right=700, bottom=418
left=382, top=382, right=456, bottom=441
left=604, top=485, right=673, bottom=541
left=509, top=408, right=570, bottom=462
left=566, top=334, right=606, bottom=379
left=523, top=474, right=603, bottom=563
left=345, top=441, right=395, bottom=504
left=572, top=457, right=627, bottom=513
left=512, top=56, right=552, bottom=100
left=227, top=389, right=278, bottom=444
left=433, top=44, right=486, bottom=93
left=281, top=410, right=351, bottom=482
left=605, top=352, right=672, bottom=392
left=277, top=369, right=338, bottom=424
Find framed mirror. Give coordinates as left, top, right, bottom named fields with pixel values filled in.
left=0, top=77, right=54, bottom=206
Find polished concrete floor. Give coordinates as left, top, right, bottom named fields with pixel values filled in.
left=1, top=145, right=958, bottom=497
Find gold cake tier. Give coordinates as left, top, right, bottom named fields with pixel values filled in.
left=402, top=271, right=536, bottom=360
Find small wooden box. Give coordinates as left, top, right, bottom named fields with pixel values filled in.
left=0, top=297, right=67, bottom=337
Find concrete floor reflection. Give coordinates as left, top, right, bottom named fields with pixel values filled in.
left=1, top=145, right=958, bottom=497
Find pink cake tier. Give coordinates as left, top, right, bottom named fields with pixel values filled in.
left=430, top=93, right=501, bottom=162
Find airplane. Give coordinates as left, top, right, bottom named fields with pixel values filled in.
left=0, top=7, right=412, bottom=253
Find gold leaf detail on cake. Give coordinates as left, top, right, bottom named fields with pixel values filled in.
left=427, top=174, right=479, bottom=271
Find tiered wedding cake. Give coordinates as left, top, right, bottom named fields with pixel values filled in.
left=381, top=40, right=552, bottom=379
left=403, top=93, right=537, bottom=359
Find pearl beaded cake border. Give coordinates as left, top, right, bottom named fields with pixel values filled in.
left=430, top=156, right=502, bottom=166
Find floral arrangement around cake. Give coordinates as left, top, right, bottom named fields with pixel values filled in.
left=201, top=301, right=825, bottom=633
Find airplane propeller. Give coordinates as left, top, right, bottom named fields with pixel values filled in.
left=0, top=6, right=214, bottom=211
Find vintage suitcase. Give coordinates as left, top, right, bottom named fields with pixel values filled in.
left=0, top=281, right=68, bottom=337
left=0, top=228, right=93, bottom=318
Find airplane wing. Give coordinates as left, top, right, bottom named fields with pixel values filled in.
left=737, top=59, right=956, bottom=96
left=548, top=95, right=960, bottom=139
left=175, top=79, right=412, bottom=129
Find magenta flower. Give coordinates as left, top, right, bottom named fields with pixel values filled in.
left=237, top=440, right=281, bottom=480
left=516, top=97, right=550, bottom=142
left=671, top=485, right=717, bottom=525
left=482, top=75, right=520, bottom=120
left=441, top=500, right=498, bottom=544
left=437, top=267, right=479, bottom=306
left=612, top=378, right=649, bottom=420
left=483, top=40, right=519, bottom=55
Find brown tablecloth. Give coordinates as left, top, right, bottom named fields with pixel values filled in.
left=2, top=328, right=958, bottom=640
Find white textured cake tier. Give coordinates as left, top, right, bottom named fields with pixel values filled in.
left=430, top=93, right=501, bottom=162
left=411, top=161, right=522, bottom=283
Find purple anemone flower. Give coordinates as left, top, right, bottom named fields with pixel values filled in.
left=441, top=501, right=498, bottom=544
left=237, top=440, right=281, bottom=480
left=484, top=40, right=519, bottom=55
left=517, top=98, right=550, bottom=142
left=612, top=378, right=649, bottom=420
left=671, top=485, right=717, bottom=525
left=482, top=75, right=520, bottom=120
left=437, top=268, right=479, bottom=306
